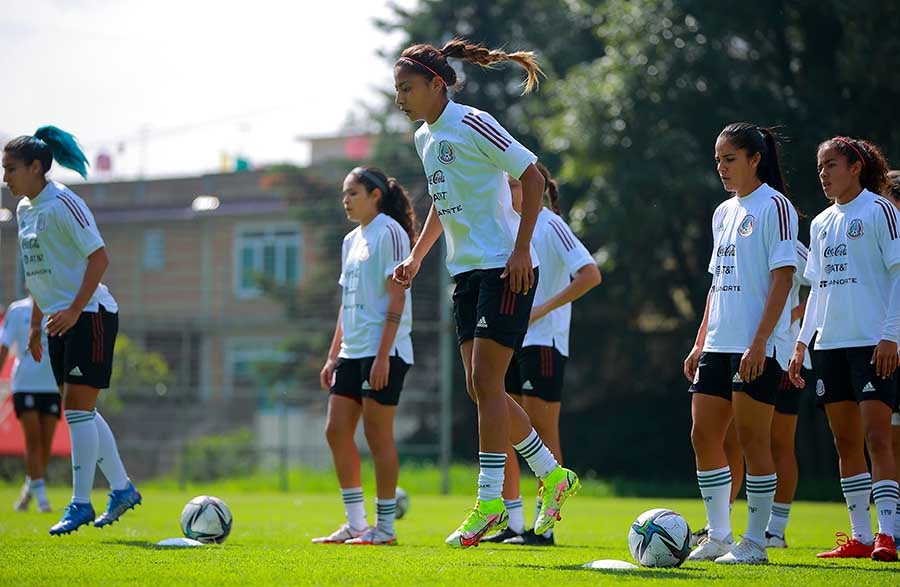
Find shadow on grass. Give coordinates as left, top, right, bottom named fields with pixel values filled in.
left=104, top=539, right=234, bottom=550
left=515, top=562, right=704, bottom=579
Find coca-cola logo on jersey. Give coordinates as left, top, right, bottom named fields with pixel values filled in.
left=824, top=244, right=847, bottom=257
left=428, top=170, right=446, bottom=186
left=717, top=244, right=736, bottom=257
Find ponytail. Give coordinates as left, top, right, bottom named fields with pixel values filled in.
left=536, top=162, right=562, bottom=216
left=885, top=170, right=900, bottom=205
left=351, top=166, right=419, bottom=246
left=3, top=126, right=88, bottom=178
left=395, top=38, right=544, bottom=94
left=757, top=128, right=786, bottom=196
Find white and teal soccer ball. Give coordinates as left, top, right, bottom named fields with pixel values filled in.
left=395, top=487, right=409, bottom=519
left=180, top=495, right=233, bottom=544
left=628, top=508, right=691, bottom=567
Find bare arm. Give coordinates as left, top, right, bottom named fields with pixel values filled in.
left=530, top=263, right=601, bottom=324
left=28, top=300, right=45, bottom=362
left=683, top=289, right=712, bottom=381
left=46, top=247, right=110, bottom=336
left=739, top=265, right=794, bottom=382
left=319, top=306, right=344, bottom=391
left=504, top=163, right=544, bottom=293
left=369, top=279, right=407, bottom=391
left=393, top=203, right=443, bottom=289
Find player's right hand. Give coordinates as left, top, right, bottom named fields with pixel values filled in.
left=787, top=343, right=807, bottom=388
left=392, top=256, right=421, bottom=289
left=320, top=358, right=337, bottom=391
left=28, top=326, right=43, bottom=362
left=683, top=346, right=701, bottom=382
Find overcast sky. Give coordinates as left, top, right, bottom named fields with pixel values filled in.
left=0, top=0, right=415, bottom=183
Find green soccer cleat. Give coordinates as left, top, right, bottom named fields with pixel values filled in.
left=534, top=467, right=581, bottom=535
left=445, top=498, right=509, bottom=549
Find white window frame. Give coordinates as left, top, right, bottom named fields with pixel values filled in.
left=233, top=222, right=303, bottom=299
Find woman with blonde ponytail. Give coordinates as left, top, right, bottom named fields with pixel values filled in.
left=391, top=39, right=580, bottom=549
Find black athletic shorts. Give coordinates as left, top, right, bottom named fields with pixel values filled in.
left=330, top=355, right=410, bottom=407
left=774, top=367, right=813, bottom=416
left=452, top=267, right=538, bottom=349
left=13, top=392, right=62, bottom=419
left=48, top=305, right=118, bottom=389
left=689, top=351, right=784, bottom=405
left=514, top=345, right=567, bottom=402
left=811, top=346, right=896, bottom=409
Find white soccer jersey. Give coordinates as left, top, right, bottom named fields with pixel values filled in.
left=338, top=213, right=413, bottom=363
left=0, top=298, right=57, bottom=392
left=804, top=189, right=900, bottom=349
left=772, top=242, right=813, bottom=370
left=522, top=208, right=595, bottom=356
left=16, top=181, right=118, bottom=314
left=414, top=100, right=539, bottom=276
left=704, top=183, right=799, bottom=356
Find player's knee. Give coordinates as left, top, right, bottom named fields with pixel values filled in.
left=471, top=368, right=500, bottom=400
left=324, top=420, right=353, bottom=447
left=864, top=426, right=893, bottom=459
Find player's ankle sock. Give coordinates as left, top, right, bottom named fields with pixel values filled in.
left=697, top=466, right=732, bottom=542
left=93, top=410, right=130, bottom=491
left=841, top=473, right=873, bottom=544
left=341, top=487, right=367, bottom=530
left=375, top=498, right=396, bottom=536
left=745, top=473, right=777, bottom=545
left=513, top=429, right=558, bottom=479
left=66, top=410, right=98, bottom=504
left=477, top=452, right=506, bottom=502
left=30, top=479, right=49, bottom=504
left=872, top=479, right=899, bottom=536
left=766, top=502, right=791, bottom=538
left=504, top=497, right=525, bottom=533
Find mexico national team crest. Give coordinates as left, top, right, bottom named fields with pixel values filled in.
left=847, top=218, right=864, bottom=239
left=816, top=379, right=825, bottom=397
left=737, top=214, right=755, bottom=237
left=438, top=140, right=455, bottom=164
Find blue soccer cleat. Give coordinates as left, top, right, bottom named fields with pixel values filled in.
left=94, top=482, right=142, bottom=528
left=49, top=502, right=96, bottom=536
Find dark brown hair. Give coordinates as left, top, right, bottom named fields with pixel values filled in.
left=718, top=123, right=788, bottom=196
left=351, top=166, right=418, bottom=245
left=885, top=170, right=900, bottom=205
left=818, top=137, right=890, bottom=195
left=395, top=38, right=544, bottom=94
left=536, top=162, right=562, bottom=216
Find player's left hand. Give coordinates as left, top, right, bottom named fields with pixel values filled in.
left=369, top=356, right=391, bottom=391
left=739, top=341, right=766, bottom=383
left=502, top=247, right=534, bottom=294
left=871, top=339, right=899, bottom=379
left=46, top=307, right=80, bottom=337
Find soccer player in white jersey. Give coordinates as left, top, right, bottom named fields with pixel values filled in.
left=3, top=127, right=141, bottom=536
left=482, top=165, right=600, bottom=546
left=0, top=294, right=60, bottom=513
left=314, top=167, right=417, bottom=546
left=391, top=39, right=581, bottom=548
left=763, top=241, right=813, bottom=548
left=884, top=170, right=900, bottom=545
left=789, top=138, right=899, bottom=562
left=684, top=123, right=798, bottom=564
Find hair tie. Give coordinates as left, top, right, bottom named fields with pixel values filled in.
left=351, top=167, right=388, bottom=195
left=832, top=137, right=866, bottom=168
left=397, top=56, right=447, bottom=87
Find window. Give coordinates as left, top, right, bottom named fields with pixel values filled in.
left=234, top=223, right=302, bottom=298
left=143, top=229, right=165, bottom=271
left=225, top=338, right=296, bottom=400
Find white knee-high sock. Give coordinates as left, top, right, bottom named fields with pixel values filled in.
left=341, top=487, right=367, bottom=530
left=872, top=479, right=899, bottom=537
left=477, top=452, right=506, bottom=501
left=745, top=473, right=777, bottom=545
left=513, top=429, right=558, bottom=480
left=65, top=410, right=98, bottom=504
left=697, top=466, right=732, bottom=542
left=93, top=410, right=130, bottom=491
left=841, top=473, right=873, bottom=544
left=504, top=497, right=524, bottom=533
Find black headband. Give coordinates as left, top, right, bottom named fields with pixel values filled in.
left=352, top=167, right=388, bottom=194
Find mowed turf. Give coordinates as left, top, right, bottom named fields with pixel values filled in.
left=1, top=485, right=898, bottom=586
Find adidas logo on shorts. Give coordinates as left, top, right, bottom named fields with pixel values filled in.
left=521, top=380, right=534, bottom=390
left=862, top=382, right=875, bottom=393
left=732, top=373, right=742, bottom=384
left=477, top=316, right=488, bottom=328
left=69, top=366, right=83, bottom=377
left=361, top=381, right=371, bottom=390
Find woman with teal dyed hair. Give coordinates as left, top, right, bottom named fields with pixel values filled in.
left=3, top=127, right=142, bottom=536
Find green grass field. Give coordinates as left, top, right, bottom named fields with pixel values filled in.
left=1, top=476, right=898, bottom=586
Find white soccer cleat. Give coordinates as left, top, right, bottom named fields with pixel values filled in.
left=715, top=537, right=768, bottom=564
left=13, top=483, right=31, bottom=512
left=311, top=523, right=370, bottom=544
left=687, top=534, right=734, bottom=561
left=345, top=527, right=398, bottom=546
left=765, top=532, right=788, bottom=548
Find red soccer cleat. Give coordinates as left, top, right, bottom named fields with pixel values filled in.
left=816, top=532, right=874, bottom=558
left=871, top=533, right=898, bottom=562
